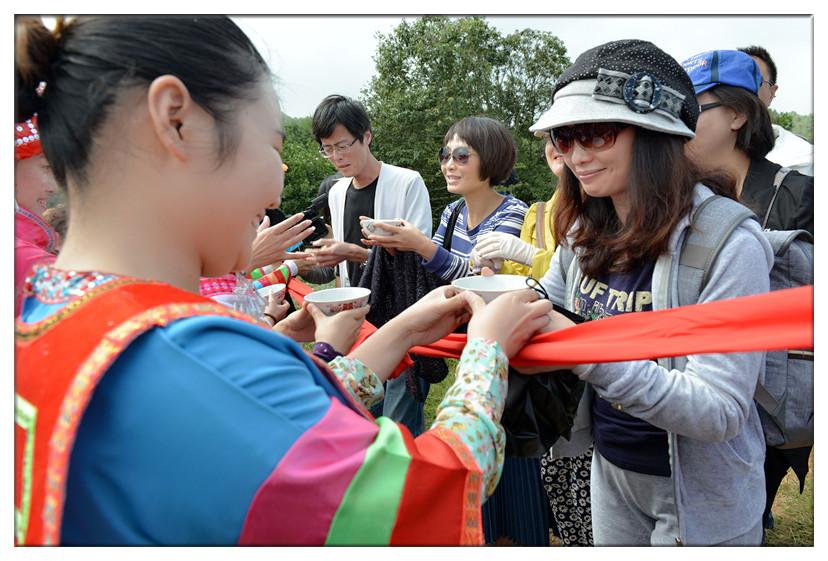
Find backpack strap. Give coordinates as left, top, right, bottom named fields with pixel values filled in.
left=753, top=381, right=781, bottom=423
left=442, top=199, right=466, bottom=253
left=677, top=196, right=756, bottom=307
left=555, top=241, right=579, bottom=307
left=761, top=166, right=792, bottom=230
left=534, top=202, right=547, bottom=250
left=763, top=229, right=813, bottom=255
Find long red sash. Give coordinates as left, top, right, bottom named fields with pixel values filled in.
left=288, top=280, right=813, bottom=367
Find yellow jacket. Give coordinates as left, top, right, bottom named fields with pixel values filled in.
left=499, top=192, right=557, bottom=278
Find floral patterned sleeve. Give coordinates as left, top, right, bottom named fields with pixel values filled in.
left=327, top=356, right=385, bottom=409
left=431, top=338, right=508, bottom=499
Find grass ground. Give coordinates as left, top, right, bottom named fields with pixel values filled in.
left=422, top=367, right=814, bottom=546
left=764, top=452, right=814, bottom=546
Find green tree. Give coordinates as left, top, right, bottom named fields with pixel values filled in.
left=362, top=16, right=570, bottom=227
left=280, top=115, right=337, bottom=216
left=770, top=109, right=795, bottom=132
left=769, top=109, right=813, bottom=144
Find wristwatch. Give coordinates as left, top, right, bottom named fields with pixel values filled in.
left=313, top=342, right=343, bottom=363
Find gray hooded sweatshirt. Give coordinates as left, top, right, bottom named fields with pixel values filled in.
left=539, top=184, right=774, bottom=545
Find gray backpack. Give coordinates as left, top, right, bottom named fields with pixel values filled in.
left=676, top=191, right=813, bottom=449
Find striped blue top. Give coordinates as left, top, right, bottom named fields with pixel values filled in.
left=423, top=194, right=528, bottom=281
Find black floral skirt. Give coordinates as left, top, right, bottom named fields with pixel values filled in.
left=539, top=446, right=594, bottom=546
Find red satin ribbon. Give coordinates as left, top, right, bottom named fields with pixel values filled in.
left=288, top=280, right=813, bottom=370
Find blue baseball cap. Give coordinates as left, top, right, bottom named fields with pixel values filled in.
left=681, top=50, right=762, bottom=95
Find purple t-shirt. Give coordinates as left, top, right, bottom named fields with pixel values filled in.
left=576, top=259, right=671, bottom=477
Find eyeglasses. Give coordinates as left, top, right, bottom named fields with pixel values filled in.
left=699, top=102, right=723, bottom=113
left=549, top=123, right=630, bottom=155
left=761, top=78, right=776, bottom=88
left=439, top=146, right=475, bottom=165
left=319, top=137, right=359, bottom=158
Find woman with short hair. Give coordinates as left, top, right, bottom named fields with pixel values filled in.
left=364, top=115, right=528, bottom=281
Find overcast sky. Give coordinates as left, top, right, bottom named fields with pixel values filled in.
left=233, top=15, right=813, bottom=119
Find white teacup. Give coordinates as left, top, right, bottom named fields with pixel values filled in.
left=257, top=283, right=286, bottom=302
left=360, top=218, right=404, bottom=236
left=451, top=274, right=530, bottom=304
left=304, top=287, right=371, bottom=316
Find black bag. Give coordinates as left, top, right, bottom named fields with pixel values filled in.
left=501, top=304, right=587, bottom=457
left=503, top=368, right=585, bottom=457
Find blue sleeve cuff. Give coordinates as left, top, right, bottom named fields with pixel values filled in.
left=422, top=244, right=451, bottom=274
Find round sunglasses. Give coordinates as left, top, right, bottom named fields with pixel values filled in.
left=550, top=122, right=630, bottom=155
left=438, top=146, right=475, bottom=165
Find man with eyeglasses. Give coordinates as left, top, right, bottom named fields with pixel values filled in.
left=309, top=94, right=433, bottom=437
left=308, top=95, right=432, bottom=289
left=739, top=45, right=813, bottom=176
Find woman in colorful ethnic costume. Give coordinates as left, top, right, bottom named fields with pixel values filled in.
left=14, top=16, right=554, bottom=546
left=14, top=115, right=59, bottom=315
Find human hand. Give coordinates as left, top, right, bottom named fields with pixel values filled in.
left=470, top=247, right=502, bottom=274
left=264, top=292, right=290, bottom=323
left=306, top=303, right=370, bottom=354
left=290, top=254, right=318, bottom=275
left=305, top=238, right=368, bottom=267
left=249, top=213, right=315, bottom=270
left=272, top=307, right=316, bottom=342
left=512, top=308, right=578, bottom=373
left=475, top=231, right=538, bottom=266
left=384, top=285, right=474, bottom=348
left=361, top=218, right=436, bottom=260
left=466, top=288, right=553, bottom=358
left=541, top=309, right=577, bottom=333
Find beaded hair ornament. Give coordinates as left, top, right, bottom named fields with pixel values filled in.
left=15, top=115, right=42, bottom=161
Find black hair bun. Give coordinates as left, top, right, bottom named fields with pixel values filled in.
left=15, top=16, right=63, bottom=120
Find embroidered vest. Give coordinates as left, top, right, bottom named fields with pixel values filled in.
left=14, top=278, right=367, bottom=545
left=14, top=279, right=247, bottom=545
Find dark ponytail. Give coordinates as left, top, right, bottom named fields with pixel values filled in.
left=14, top=16, right=270, bottom=189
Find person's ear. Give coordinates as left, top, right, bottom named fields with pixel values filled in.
left=363, top=129, right=372, bottom=147
left=729, top=109, right=748, bottom=132
left=770, top=84, right=779, bottom=104
left=146, top=75, right=193, bottom=162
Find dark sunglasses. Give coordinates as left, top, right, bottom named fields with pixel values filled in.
left=439, top=146, right=474, bottom=165
left=550, top=122, right=630, bottom=155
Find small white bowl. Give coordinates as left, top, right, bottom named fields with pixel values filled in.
left=360, top=218, right=404, bottom=236
left=451, top=274, right=530, bottom=303
left=304, top=287, right=371, bottom=316
left=257, top=283, right=286, bottom=302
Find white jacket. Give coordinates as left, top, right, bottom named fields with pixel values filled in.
left=328, top=162, right=432, bottom=286
left=767, top=124, right=813, bottom=176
